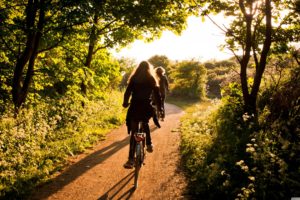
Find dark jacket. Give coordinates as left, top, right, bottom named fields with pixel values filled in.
left=158, top=75, right=169, bottom=97
left=124, top=77, right=162, bottom=133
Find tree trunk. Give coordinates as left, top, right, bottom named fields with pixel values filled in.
left=85, top=15, right=98, bottom=68
left=12, top=34, right=36, bottom=109
left=81, top=13, right=99, bottom=95
left=241, top=0, right=272, bottom=116
left=250, top=0, right=272, bottom=107
left=239, top=3, right=253, bottom=114
left=12, top=0, right=45, bottom=111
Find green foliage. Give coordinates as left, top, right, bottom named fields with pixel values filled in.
left=248, top=66, right=300, bottom=199
left=196, top=0, right=300, bottom=54
left=180, top=64, right=300, bottom=199
left=0, top=71, right=12, bottom=113
left=170, top=60, right=207, bottom=100
left=148, top=55, right=172, bottom=74
left=118, top=57, right=136, bottom=88
left=191, top=0, right=300, bottom=114
left=0, top=1, right=194, bottom=196
left=180, top=102, right=216, bottom=193
left=1, top=0, right=193, bottom=109
left=0, top=91, right=126, bottom=199
left=181, top=84, right=256, bottom=199
left=91, top=52, right=122, bottom=91
left=204, top=58, right=238, bottom=98
left=31, top=47, right=121, bottom=102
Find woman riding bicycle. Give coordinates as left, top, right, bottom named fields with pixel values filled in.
left=122, top=61, right=163, bottom=169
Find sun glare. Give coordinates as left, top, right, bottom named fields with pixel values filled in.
left=111, top=15, right=233, bottom=63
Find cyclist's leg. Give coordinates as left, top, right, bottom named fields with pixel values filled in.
left=142, top=122, right=153, bottom=152
left=124, top=120, right=139, bottom=168
left=142, top=122, right=151, bottom=145
left=130, top=121, right=139, bottom=155
left=161, top=95, right=166, bottom=119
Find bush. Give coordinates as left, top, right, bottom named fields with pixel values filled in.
left=204, top=59, right=238, bottom=98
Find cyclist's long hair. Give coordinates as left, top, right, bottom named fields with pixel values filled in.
left=128, top=61, right=158, bottom=85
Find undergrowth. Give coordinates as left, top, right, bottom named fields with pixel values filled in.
left=0, top=90, right=125, bottom=199
left=180, top=67, right=300, bottom=199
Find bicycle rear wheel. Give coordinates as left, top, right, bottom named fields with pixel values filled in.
left=134, top=143, right=142, bottom=188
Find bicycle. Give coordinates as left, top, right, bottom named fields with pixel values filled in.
left=130, top=121, right=146, bottom=189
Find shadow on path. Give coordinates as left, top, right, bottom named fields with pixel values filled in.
left=98, top=171, right=135, bottom=200
left=30, top=103, right=183, bottom=200
left=30, top=135, right=130, bottom=200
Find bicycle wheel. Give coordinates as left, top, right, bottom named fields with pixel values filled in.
left=134, top=143, right=142, bottom=188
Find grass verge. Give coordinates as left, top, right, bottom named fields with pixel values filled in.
left=0, top=90, right=126, bottom=199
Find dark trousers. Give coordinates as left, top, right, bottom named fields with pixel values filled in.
left=161, top=95, right=166, bottom=118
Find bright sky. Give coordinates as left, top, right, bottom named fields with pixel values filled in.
left=111, top=15, right=233, bottom=63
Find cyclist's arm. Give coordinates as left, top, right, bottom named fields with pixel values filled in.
left=164, top=76, right=169, bottom=92
left=123, top=81, right=133, bottom=107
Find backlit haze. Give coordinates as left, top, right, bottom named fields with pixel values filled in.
left=111, top=15, right=233, bottom=63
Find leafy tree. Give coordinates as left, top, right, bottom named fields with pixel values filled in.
left=192, top=0, right=300, bottom=115
left=0, top=0, right=88, bottom=111
left=72, top=0, right=191, bottom=95
left=118, top=57, right=136, bottom=88
left=148, top=55, right=171, bottom=70
left=170, top=60, right=206, bottom=99
left=34, top=47, right=120, bottom=101
left=1, top=0, right=192, bottom=111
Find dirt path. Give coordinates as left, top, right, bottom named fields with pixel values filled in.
left=29, top=103, right=187, bottom=200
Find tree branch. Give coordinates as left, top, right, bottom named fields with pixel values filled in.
left=275, top=12, right=294, bottom=33
left=239, top=0, right=247, bottom=17
left=61, top=46, right=85, bottom=66
left=229, top=47, right=242, bottom=65
left=97, top=19, right=119, bottom=34
left=93, top=42, right=114, bottom=54
left=38, top=31, right=67, bottom=53
left=251, top=0, right=272, bottom=98
left=43, top=20, right=88, bottom=34
left=252, top=16, right=264, bottom=68
left=192, top=0, right=227, bottom=33
left=293, top=52, right=300, bottom=66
